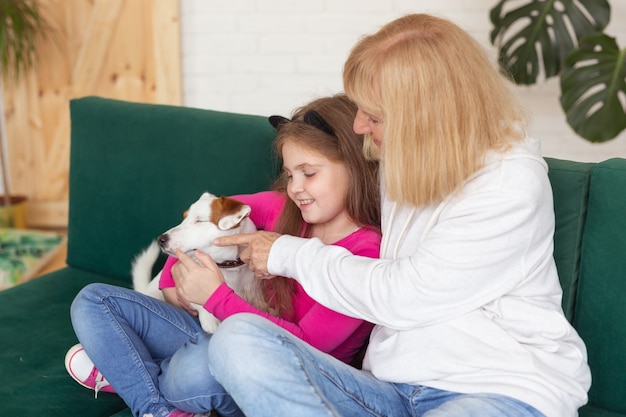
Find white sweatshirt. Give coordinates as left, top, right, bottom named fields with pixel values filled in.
left=267, top=137, right=591, bottom=417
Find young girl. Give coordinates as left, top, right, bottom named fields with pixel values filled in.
left=207, top=14, right=591, bottom=417
left=66, top=94, right=381, bottom=417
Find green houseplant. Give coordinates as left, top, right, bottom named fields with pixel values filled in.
left=0, top=0, right=50, bottom=227
left=490, top=0, right=626, bottom=143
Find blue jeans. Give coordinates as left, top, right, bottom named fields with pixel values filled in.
left=208, top=314, right=547, bottom=417
left=70, top=283, right=243, bottom=417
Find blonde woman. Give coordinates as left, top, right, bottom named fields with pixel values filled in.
left=189, top=13, right=591, bottom=417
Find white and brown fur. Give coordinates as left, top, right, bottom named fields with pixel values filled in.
left=131, top=192, right=268, bottom=333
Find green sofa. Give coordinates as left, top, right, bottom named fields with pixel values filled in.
left=0, top=96, right=624, bottom=416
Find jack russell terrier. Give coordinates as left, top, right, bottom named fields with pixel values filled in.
left=131, top=192, right=269, bottom=333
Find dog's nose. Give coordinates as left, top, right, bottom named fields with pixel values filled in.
left=157, top=234, right=169, bottom=248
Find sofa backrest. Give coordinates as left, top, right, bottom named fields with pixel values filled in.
left=67, top=97, right=278, bottom=282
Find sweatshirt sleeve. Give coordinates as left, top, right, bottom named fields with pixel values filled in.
left=267, top=187, right=549, bottom=330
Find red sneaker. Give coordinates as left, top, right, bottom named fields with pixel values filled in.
left=64, top=343, right=116, bottom=398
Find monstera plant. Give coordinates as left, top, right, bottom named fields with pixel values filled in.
left=490, top=0, right=626, bottom=143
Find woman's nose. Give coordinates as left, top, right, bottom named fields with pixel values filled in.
left=353, top=111, right=371, bottom=135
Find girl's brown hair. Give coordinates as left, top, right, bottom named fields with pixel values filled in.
left=343, top=13, right=528, bottom=207
left=264, top=94, right=381, bottom=319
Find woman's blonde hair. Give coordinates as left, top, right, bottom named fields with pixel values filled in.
left=344, top=13, right=528, bottom=207
left=265, top=94, right=381, bottom=319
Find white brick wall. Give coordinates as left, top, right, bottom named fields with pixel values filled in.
left=180, top=0, right=626, bottom=162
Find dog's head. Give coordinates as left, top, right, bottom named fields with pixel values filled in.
left=158, top=192, right=253, bottom=262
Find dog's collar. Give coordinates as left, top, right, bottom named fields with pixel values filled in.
left=215, top=258, right=245, bottom=269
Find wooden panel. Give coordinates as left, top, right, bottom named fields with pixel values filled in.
left=2, top=0, right=181, bottom=228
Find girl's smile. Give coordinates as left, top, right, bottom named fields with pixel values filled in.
left=297, top=198, right=314, bottom=208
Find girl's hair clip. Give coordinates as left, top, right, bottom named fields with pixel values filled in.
left=268, top=111, right=336, bottom=138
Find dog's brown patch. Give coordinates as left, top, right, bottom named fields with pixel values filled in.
left=210, top=196, right=245, bottom=228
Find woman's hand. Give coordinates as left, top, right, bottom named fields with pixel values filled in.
left=215, top=231, right=281, bottom=278
left=171, top=249, right=225, bottom=306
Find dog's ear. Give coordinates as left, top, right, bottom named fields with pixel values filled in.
left=213, top=197, right=252, bottom=230
left=218, top=205, right=251, bottom=230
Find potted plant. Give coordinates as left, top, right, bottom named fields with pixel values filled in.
left=0, top=0, right=51, bottom=227
left=490, top=0, right=625, bottom=143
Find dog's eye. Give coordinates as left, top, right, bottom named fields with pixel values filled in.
left=195, top=218, right=210, bottom=224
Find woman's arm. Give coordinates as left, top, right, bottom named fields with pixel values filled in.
left=266, top=188, right=550, bottom=330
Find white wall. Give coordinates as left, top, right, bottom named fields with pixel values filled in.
left=179, top=0, right=626, bottom=162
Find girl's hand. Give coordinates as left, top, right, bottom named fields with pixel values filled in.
left=171, top=249, right=225, bottom=306
left=215, top=231, right=281, bottom=278
left=162, top=286, right=198, bottom=316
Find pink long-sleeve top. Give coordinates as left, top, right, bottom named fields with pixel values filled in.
left=159, top=191, right=380, bottom=363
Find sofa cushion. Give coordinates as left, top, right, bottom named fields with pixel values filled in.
left=68, top=97, right=278, bottom=282
left=0, top=268, right=130, bottom=416
left=545, top=157, right=594, bottom=321
left=574, top=158, right=626, bottom=413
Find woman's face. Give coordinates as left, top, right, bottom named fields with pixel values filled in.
left=353, top=107, right=383, bottom=148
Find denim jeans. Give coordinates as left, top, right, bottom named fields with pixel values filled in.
left=208, top=313, right=547, bottom=417
left=70, top=283, right=243, bottom=417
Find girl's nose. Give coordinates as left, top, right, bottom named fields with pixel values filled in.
left=288, top=176, right=304, bottom=193
left=353, top=110, right=372, bottom=135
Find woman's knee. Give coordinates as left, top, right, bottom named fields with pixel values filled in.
left=209, top=314, right=274, bottom=353
left=208, top=314, right=289, bottom=379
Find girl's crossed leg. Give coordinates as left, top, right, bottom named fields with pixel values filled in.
left=70, top=283, right=241, bottom=417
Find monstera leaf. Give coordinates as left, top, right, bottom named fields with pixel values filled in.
left=490, top=0, right=610, bottom=84
left=560, top=33, right=626, bottom=142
